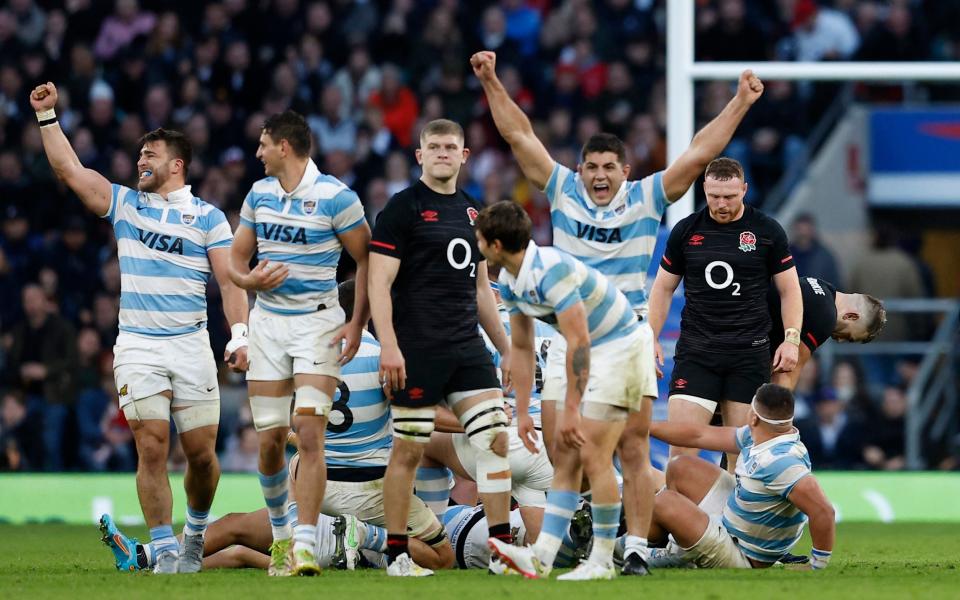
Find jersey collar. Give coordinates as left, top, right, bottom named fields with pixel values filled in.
left=515, top=239, right=539, bottom=286
left=576, top=176, right=628, bottom=212
left=145, top=185, right=193, bottom=206
left=280, top=159, right=320, bottom=199
left=749, top=427, right=800, bottom=454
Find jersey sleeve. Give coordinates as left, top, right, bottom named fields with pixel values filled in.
left=330, top=188, right=366, bottom=234
left=766, top=218, right=795, bottom=274
left=735, top=426, right=753, bottom=451
left=239, top=190, right=256, bottom=229
left=758, top=456, right=811, bottom=498
left=543, top=162, right=572, bottom=208
left=105, top=183, right=137, bottom=224
left=800, top=280, right=837, bottom=351
left=204, top=208, right=233, bottom=250
left=541, top=259, right=580, bottom=313
left=369, top=194, right=412, bottom=259
left=498, top=279, right=522, bottom=316
left=659, top=220, right=687, bottom=275
left=636, top=171, right=669, bottom=217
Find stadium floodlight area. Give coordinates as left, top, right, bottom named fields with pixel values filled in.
left=665, top=0, right=960, bottom=227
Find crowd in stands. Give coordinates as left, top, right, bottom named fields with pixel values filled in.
left=0, top=0, right=954, bottom=472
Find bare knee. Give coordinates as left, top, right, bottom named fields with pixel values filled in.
left=665, top=455, right=699, bottom=490
left=185, top=448, right=218, bottom=473
left=135, top=434, right=168, bottom=468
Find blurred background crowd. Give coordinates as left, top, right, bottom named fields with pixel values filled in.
left=1, top=0, right=956, bottom=473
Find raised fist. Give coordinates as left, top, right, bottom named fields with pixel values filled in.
left=29, top=82, right=58, bottom=112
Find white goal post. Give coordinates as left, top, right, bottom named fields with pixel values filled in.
left=665, top=0, right=960, bottom=227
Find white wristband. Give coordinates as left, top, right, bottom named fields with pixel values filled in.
left=225, top=323, right=248, bottom=354
left=230, top=323, right=248, bottom=339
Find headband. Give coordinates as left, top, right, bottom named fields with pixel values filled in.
left=751, top=398, right=794, bottom=426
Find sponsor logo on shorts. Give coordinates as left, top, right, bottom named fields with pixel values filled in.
left=421, top=210, right=439, bottom=222
left=466, top=207, right=479, bottom=225
left=119, top=384, right=129, bottom=397
left=739, top=231, right=757, bottom=252
left=689, top=234, right=704, bottom=246
left=675, top=378, right=687, bottom=389
left=408, top=387, right=425, bottom=401
left=181, top=213, right=195, bottom=225
left=302, top=199, right=317, bottom=215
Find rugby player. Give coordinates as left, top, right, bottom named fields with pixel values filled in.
left=229, top=111, right=371, bottom=575
left=471, top=50, right=764, bottom=573
left=31, top=82, right=250, bottom=574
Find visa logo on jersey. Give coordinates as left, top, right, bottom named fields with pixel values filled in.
left=139, top=229, right=184, bottom=254
left=258, top=223, right=308, bottom=244
left=575, top=222, right=622, bottom=243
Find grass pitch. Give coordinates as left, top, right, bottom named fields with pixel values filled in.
left=1, top=523, right=958, bottom=599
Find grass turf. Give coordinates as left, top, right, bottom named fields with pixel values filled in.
left=1, top=523, right=958, bottom=599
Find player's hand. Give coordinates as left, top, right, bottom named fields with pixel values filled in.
left=500, top=349, right=514, bottom=395
left=654, top=339, right=665, bottom=379
left=245, top=259, right=289, bottom=291
left=29, top=82, right=58, bottom=112
left=470, top=51, right=498, bottom=83
left=332, top=320, right=362, bottom=365
left=559, top=409, right=586, bottom=449
left=517, top=413, right=539, bottom=454
left=772, top=341, right=799, bottom=373
left=502, top=402, right=514, bottom=425
left=380, top=343, right=406, bottom=395
left=224, top=345, right=249, bottom=372
left=736, top=69, right=764, bottom=105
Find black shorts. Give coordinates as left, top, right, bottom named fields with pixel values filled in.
left=669, top=348, right=770, bottom=406
left=392, top=337, right=500, bottom=408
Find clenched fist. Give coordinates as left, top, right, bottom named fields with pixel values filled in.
left=736, top=70, right=764, bottom=105
left=470, top=51, right=498, bottom=83
left=30, top=82, right=58, bottom=112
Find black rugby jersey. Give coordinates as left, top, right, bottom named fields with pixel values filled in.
left=370, top=180, right=485, bottom=349
left=661, top=205, right=794, bottom=353
left=769, top=276, right=837, bottom=352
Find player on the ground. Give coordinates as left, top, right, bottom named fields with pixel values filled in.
left=31, top=82, right=249, bottom=575
left=477, top=201, right=645, bottom=581
left=471, top=50, right=764, bottom=574
left=648, top=157, right=802, bottom=470
left=229, top=110, right=371, bottom=576
left=767, top=276, right=886, bottom=390
left=645, top=384, right=835, bottom=570
left=368, top=119, right=512, bottom=577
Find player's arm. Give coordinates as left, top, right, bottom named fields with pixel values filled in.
left=510, top=311, right=538, bottom=453
left=209, top=246, right=250, bottom=371
left=773, top=267, right=802, bottom=373
left=30, top=82, right=112, bottom=217
left=771, top=343, right=812, bottom=390
left=554, top=302, right=590, bottom=448
left=648, top=267, right=683, bottom=376
left=335, top=222, right=373, bottom=364
left=228, top=223, right=289, bottom=291
left=661, top=70, right=764, bottom=201
left=649, top=420, right=740, bottom=454
left=477, top=261, right=511, bottom=387
left=787, top=475, right=836, bottom=569
left=368, top=252, right=404, bottom=391
left=471, top=51, right=554, bottom=190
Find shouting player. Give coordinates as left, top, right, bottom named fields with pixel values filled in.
left=229, top=110, right=371, bottom=575
left=648, top=157, right=802, bottom=470
left=368, top=119, right=512, bottom=577
left=31, top=82, right=250, bottom=574
left=471, top=50, right=764, bottom=574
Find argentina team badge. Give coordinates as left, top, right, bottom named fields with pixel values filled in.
left=181, top=212, right=195, bottom=225
left=302, top=199, right=317, bottom=215
left=739, top=231, right=757, bottom=252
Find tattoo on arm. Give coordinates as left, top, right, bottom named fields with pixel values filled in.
left=571, top=344, right=589, bottom=397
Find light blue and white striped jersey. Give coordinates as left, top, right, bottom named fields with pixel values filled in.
left=479, top=305, right=554, bottom=427
left=722, top=426, right=813, bottom=563
left=104, top=184, right=232, bottom=338
left=498, top=241, right=639, bottom=347
left=239, top=159, right=365, bottom=315
left=545, top=163, right=669, bottom=315
left=326, top=331, right=391, bottom=469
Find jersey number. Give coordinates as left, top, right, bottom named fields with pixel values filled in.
left=447, top=238, right=476, bottom=277
left=705, top=261, right=741, bottom=296
left=326, top=382, right=354, bottom=434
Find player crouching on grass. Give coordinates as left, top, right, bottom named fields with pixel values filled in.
left=645, top=383, right=835, bottom=570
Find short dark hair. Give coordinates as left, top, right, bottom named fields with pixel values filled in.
left=754, top=383, right=794, bottom=421
left=338, top=279, right=356, bottom=322
left=419, top=118, right=464, bottom=144
left=705, top=157, right=745, bottom=181
left=580, top=133, right=627, bottom=165
left=262, top=110, right=312, bottom=157
left=475, top=201, right=531, bottom=253
left=861, top=294, right=887, bottom=343
left=139, top=128, right=192, bottom=175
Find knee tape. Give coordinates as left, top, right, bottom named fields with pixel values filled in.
left=461, top=399, right=511, bottom=493
left=392, top=406, right=436, bottom=443
left=171, top=402, right=220, bottom=433
left=249, top=395, right=292, bottom=431
left=293, top=386, right=333, bottom=418
left=121, top=394, right=170, bottom=422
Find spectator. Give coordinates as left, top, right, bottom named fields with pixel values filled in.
left=331, top=45, right=382, bottom=121
left=856, top=4, right=925, bottom=62
left=862, top=385, right=907, bottom=471
left=4, top=284, right=78, bottom=471
left=309, top=85, right=357, bottom=155
left=93, top=0, right=156, bottom=62
left=221, top=423, right=260, bottom=473
left=796, top=388, right=866, bottom=470
left=368, top=64, right=419, bottom=148
left=697, top=0, right=769, bottom=61
left=0, top=390, right=42, bottom=471
left=789, top=213, right=842, bottom=286
left=501, top=0, right=541, bottom=58
left=786, top=0, right=860, bottom=61
left=77, top=352, right=134, bottom=472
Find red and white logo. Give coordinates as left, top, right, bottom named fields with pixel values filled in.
left=466, top=207, right=479, bottom=225
left=738, top=231, right=757, bottom=252
left=675, top=378, right=687, bottom=390
left=688, top=234, right=704, bottom=246
left=421, top=210, right=439, bottom=222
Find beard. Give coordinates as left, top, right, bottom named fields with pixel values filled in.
left=137, top=169, right=166, bottom=192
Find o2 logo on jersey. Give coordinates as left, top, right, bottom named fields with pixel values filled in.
left=739, top=231, right=757, bottom=252
left=466, top=207, right=479, bottom=226
left=447, top=237, right=476, bottom=277
left=302, top=199, right=317, bottom=215
left=705, top=260, right=740, bottom=296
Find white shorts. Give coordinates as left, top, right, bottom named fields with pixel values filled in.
left=247, top=305, right=344, bottom=382
left=452, top=426, right=554, bottom=508
left=113, top=329, right=218, bottom=408
left=542, top=324, right=658, bottom=411
left=445, top=506, right=527, bottom=569
left=320, top=477, right=444, bottom=543
left=699, top=471, right=736, bottom=517
left=681, top=515, right=753, bottom=569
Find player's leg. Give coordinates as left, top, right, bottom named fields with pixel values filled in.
left=618, top=397, right=656, bottom=574
left=202, top=545, right=270, bottom=570
left=653, top=490, right=752, bottom=569
left=720, top=349, right=770, bottom=471
left=538, top=333, right=565, bottom=463
left=201, top=509, right=274, bottom=556
left=665, top=454, right=727, bottom=504
left=667, top=353, right=722, bottom=459
left=418, top=431, right=468, bottom=516
left=651, top=489, right=711, bottom=549
left=176, top=419, right=220, bottom=573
